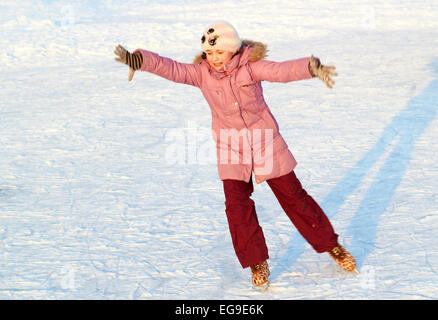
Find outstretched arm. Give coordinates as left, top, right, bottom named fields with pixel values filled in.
left=249, top=57, right=313, bottom=83
left=114, top=44, right=202, bottom=87
left=249, top=55, right=337, bottom=89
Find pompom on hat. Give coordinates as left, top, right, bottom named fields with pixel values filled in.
left=201, top=21, right=242, bottom=53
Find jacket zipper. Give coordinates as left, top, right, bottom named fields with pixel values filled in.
left=227, top=73, right=254, bottom=167
left=227, top=74, right=248, bottom=128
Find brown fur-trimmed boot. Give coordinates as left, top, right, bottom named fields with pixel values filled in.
left=250, top=260, right=270, bottom=290
left=328, top=244, right=359, bottom=274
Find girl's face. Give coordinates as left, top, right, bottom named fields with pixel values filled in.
left=205, top=50, right=234, bottom=71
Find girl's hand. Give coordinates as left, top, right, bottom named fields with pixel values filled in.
left=114, top=44, right=142, bottom=81
left=309, top=55, right=337, bottom=89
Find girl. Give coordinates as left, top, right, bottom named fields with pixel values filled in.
left=114, top=21, right=357, bottom=289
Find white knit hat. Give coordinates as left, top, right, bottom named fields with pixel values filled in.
left=201, top=21, right=242, bottom=53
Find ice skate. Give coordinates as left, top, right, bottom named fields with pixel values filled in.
left=250, top=260, right=270, bottom=290
left=328, top=244, right=359, bottom=274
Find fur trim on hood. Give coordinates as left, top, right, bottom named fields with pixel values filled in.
left=193, top=39, right=268, bottom=64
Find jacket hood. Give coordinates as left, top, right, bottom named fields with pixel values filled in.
left=193, top=39, right=268, bottom=64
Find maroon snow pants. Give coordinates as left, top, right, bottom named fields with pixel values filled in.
left=223, top=170, right=339, bottom=268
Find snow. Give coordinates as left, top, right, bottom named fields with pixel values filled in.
left=0, top=0, right=437, bottom=299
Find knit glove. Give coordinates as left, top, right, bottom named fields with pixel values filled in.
left=308, top=55, right=337, bottom=89
left=114, top=44, right=143, bottom=81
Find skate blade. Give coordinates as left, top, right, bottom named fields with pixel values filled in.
left=254, top=281, right=269, bottom=292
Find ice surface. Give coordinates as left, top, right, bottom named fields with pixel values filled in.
left=0, top=0, right=437, bottom=299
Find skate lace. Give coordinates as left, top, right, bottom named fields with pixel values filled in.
left=329, top=245, right=345, bottom=259
left=251, top=261, right=267, bottom=273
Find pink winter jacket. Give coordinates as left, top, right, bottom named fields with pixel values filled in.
left=134, top=40, right=313, bottom=184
